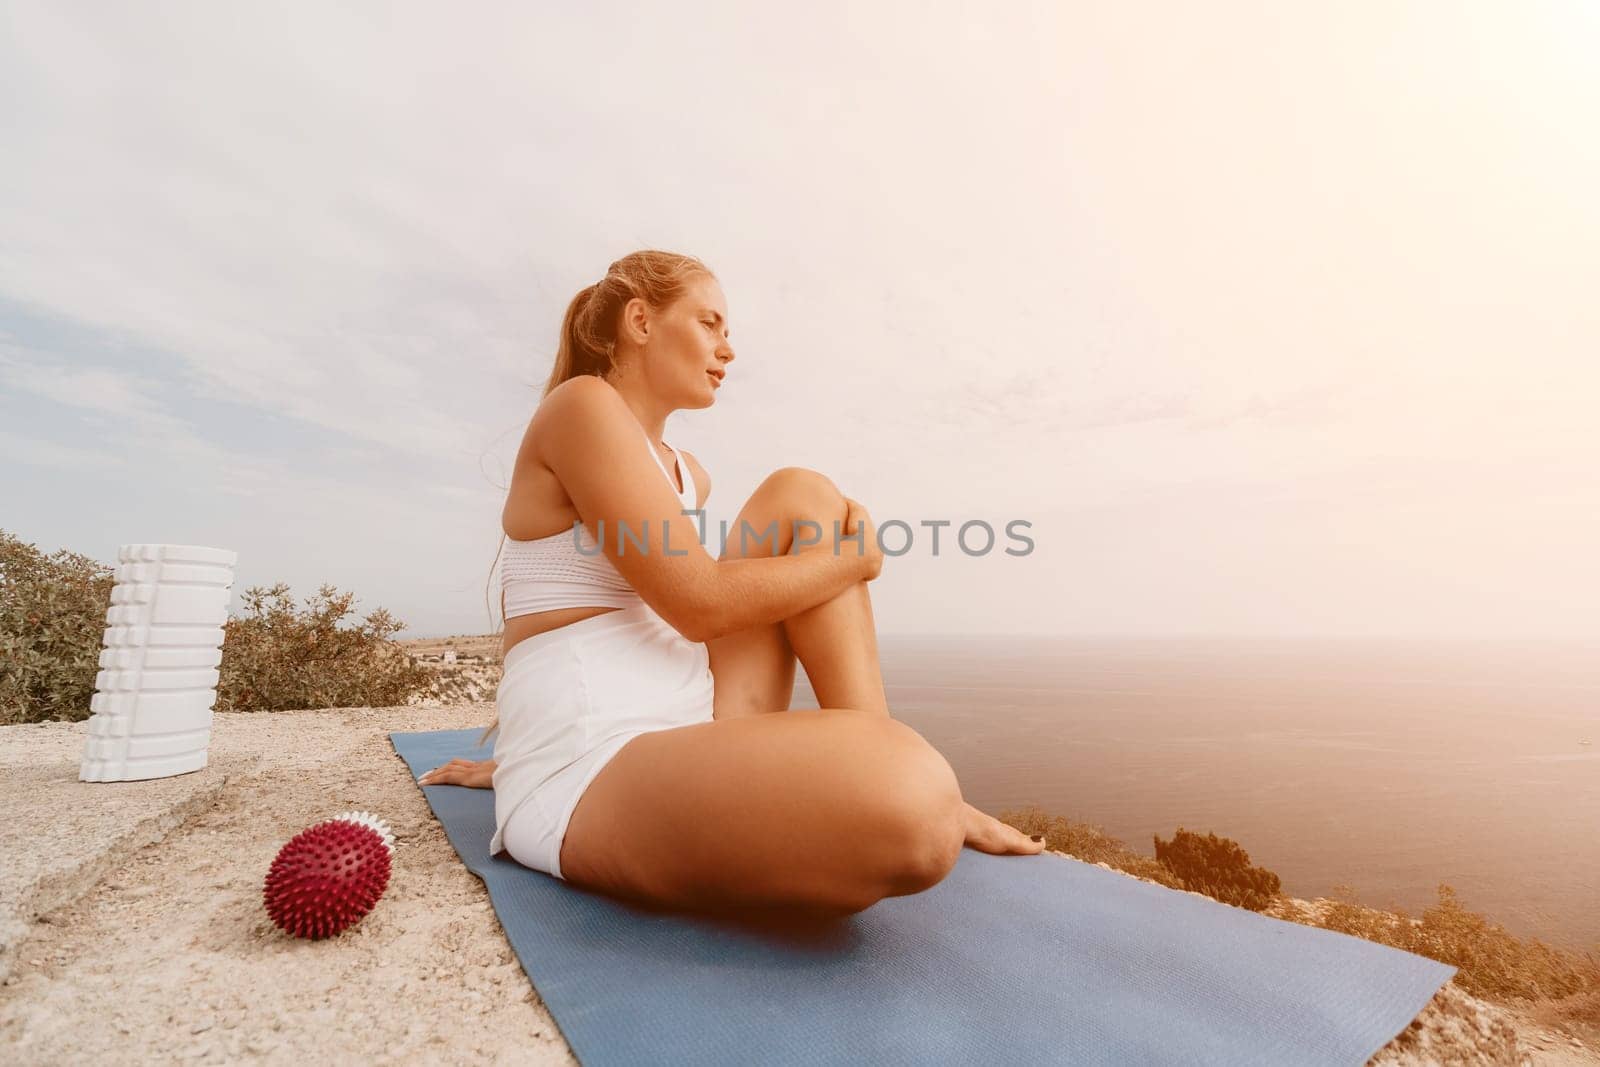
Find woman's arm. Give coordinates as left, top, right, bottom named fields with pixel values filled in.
left=538, top=378, right=882, bottom=643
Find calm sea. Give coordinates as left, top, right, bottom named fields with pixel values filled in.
left=795, top=637, right=1600, bottom=952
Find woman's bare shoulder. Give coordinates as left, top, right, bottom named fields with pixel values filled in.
left=530, top=375, right=615, bottom=429
left=503, top=378, right=636, bottom=536
left=507, top=377, right=622, bottom=495
left=519, top=376, right=625, bottom=455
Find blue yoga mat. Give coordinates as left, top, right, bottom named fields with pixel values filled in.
left=392, top=728, right=1454, bottom=1066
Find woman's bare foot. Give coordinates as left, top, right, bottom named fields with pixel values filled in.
left=961, top=801, right=1046, bottom=855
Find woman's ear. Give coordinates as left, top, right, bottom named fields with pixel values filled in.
left=619, top=296, right=650, bottom=345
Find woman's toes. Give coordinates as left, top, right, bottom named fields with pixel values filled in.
left=961, top=804, right=1045, bottom=855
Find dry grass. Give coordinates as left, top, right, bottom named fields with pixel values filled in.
left=999, top=805, right=1187, bottom=891
left=1000, top=802, right=1600, bottom=1029
left=1308, top=883, right=1600, bottom=1005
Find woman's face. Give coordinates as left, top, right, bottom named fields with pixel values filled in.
left=626, top=273, right=735, bottom=408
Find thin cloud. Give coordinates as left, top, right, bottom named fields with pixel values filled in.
left=2, top=3, right=1595, bottom=638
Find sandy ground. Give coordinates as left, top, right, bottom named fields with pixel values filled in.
left=1, top=704, right=1594, bottom=1065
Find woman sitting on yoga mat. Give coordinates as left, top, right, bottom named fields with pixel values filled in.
left=417, top=250, right=1042, bottom=919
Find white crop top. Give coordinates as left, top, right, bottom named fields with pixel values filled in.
left=499, top=429, right=696, bottom=619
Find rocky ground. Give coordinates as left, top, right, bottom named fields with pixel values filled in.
left=401, top=634, right=503, bottom=707
left=0, top=701, right=1593, bottom=1064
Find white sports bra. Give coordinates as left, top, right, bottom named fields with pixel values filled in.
left=499, top=429, right=696, bottom=620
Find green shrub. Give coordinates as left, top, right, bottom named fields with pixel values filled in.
left=0, top=529, right=117, bottom=725
left=1153, top=827, right=1283, bottom=911
left=215, top=582, right=431, bottom=711
left=0, top=530, right=431, bottom=719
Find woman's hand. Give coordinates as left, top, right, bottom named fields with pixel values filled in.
left=961, top=801, right=1046, bottom=856
left=417, top=757, right=497, bottom=789
left=840, top=497, right=884, bottom=582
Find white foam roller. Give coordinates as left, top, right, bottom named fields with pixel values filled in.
left=103, top=585, right=228, bottom=626
left=85, top=672, right=222, bottom=729
left=99, top=646, right=223, bottom=670
left=114, top=561, right=230, bottom=585
left=80, top=544, right=237, bottom=783
left=102, top=624, right=226, bottom=648
left=119, top=544, right=238, bottom=566
left=125, top=727, right=214, bottom=760
left=93, top=667, right=220, bottom=692
left=82, top=750, right=208, bottom=780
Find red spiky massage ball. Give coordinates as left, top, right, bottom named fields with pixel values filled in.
left=263, top=811, right=395, bottom=940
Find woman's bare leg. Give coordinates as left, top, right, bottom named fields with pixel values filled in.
left=559, top=710, right=967, bottom=916
left=708, top=468, right=887, bottom=718
left=703, top=467, right=1041, bottom=859
left=787, top=581, right=887, bottom=714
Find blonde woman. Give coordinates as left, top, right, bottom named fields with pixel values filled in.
left=419, top=250, right=1042, bottom=920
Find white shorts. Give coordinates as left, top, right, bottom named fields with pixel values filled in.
left=488, top=601, right=716, bottom=880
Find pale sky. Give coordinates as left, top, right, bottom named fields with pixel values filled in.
left=2, top=2, right=1596, bottom=639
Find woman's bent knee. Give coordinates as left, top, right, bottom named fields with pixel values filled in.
left=885, top=787, right=964, bottom=896
left=564, top=710, right=960, bottom=916
left=869, top=720, right=965, bottom=897
left=730, top=468, right=847, bottom=559
left=760, top=467, right=844, bottom=513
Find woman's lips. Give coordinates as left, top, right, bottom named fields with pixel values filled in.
left=707, top=371, right=722, bottom=388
